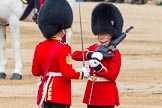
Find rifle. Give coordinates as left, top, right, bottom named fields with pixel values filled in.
left=95, top=25, right=134, bottom=58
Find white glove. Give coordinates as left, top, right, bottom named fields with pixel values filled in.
left=89, top=59, right=103, bottom=72
left=91, top=52, right=103, bottom=61
left=82, top=67, right=90, bottom=78
left=89, top=59, right=100, bottom=67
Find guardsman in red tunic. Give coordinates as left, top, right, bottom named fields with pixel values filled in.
left=31, top=0, right=89, bottom=108
left=39, top=0, right=44, bottom=8
left=72, top=3, right=124, bottom=108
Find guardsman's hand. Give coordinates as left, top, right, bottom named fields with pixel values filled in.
left=87, top=52, right=103, bottom=61
left=82, top=67, right=90, bottom=78
left=89, top=59, right=103, bottom=72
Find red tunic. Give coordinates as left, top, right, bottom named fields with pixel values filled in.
left=72, top=44, right=121, bottom=106
left=32, top=39, right=83, bottom=105
left=39, top=0, right=44, bottom=7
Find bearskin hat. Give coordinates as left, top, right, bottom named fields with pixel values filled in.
left=91, top=3, right=124, bottom=40
left=38, top=0, right=73, bottom=39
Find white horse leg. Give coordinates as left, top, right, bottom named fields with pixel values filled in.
left=9, top=15, right=23, bottom=80
left=65, top=28, right=72, bottom=44
left=65, top=0, right=75, bottom=45
left=67, top=0, right=75, bottom=9
left=0, top=26, right=7, bottom=78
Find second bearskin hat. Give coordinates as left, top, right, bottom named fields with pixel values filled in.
left=91, top=3, right=124, bottom=40
left=38, top=0, right=73, bottom=39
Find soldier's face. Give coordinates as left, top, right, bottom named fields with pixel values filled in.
left=98, top=34, right=112, bottom=45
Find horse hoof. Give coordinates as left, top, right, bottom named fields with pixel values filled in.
left=0, top=72, right=7, bottom=79
left=10, top=73, right=22, bottom=80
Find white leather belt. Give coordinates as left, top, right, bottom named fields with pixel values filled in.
left=47, top=72, right=62, bottom=76
left=88, top=76, right=110, bottom=82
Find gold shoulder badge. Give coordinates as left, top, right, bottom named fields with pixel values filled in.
left=66, top=54, right=72, bottom=65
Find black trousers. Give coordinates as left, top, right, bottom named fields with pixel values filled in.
left=43, top=102, right=70, bottom=108
left=87, top=105, right=115, bottom=108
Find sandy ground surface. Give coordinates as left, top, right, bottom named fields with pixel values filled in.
left=0, top=2, right=162, bottom=108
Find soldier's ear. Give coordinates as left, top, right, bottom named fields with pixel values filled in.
left=109, top=35, right=112, bottom=39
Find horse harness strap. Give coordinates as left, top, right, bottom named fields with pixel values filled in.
left=21, top=0, right=28, bottom=4
left=20, top=0, right=36, bottom=20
